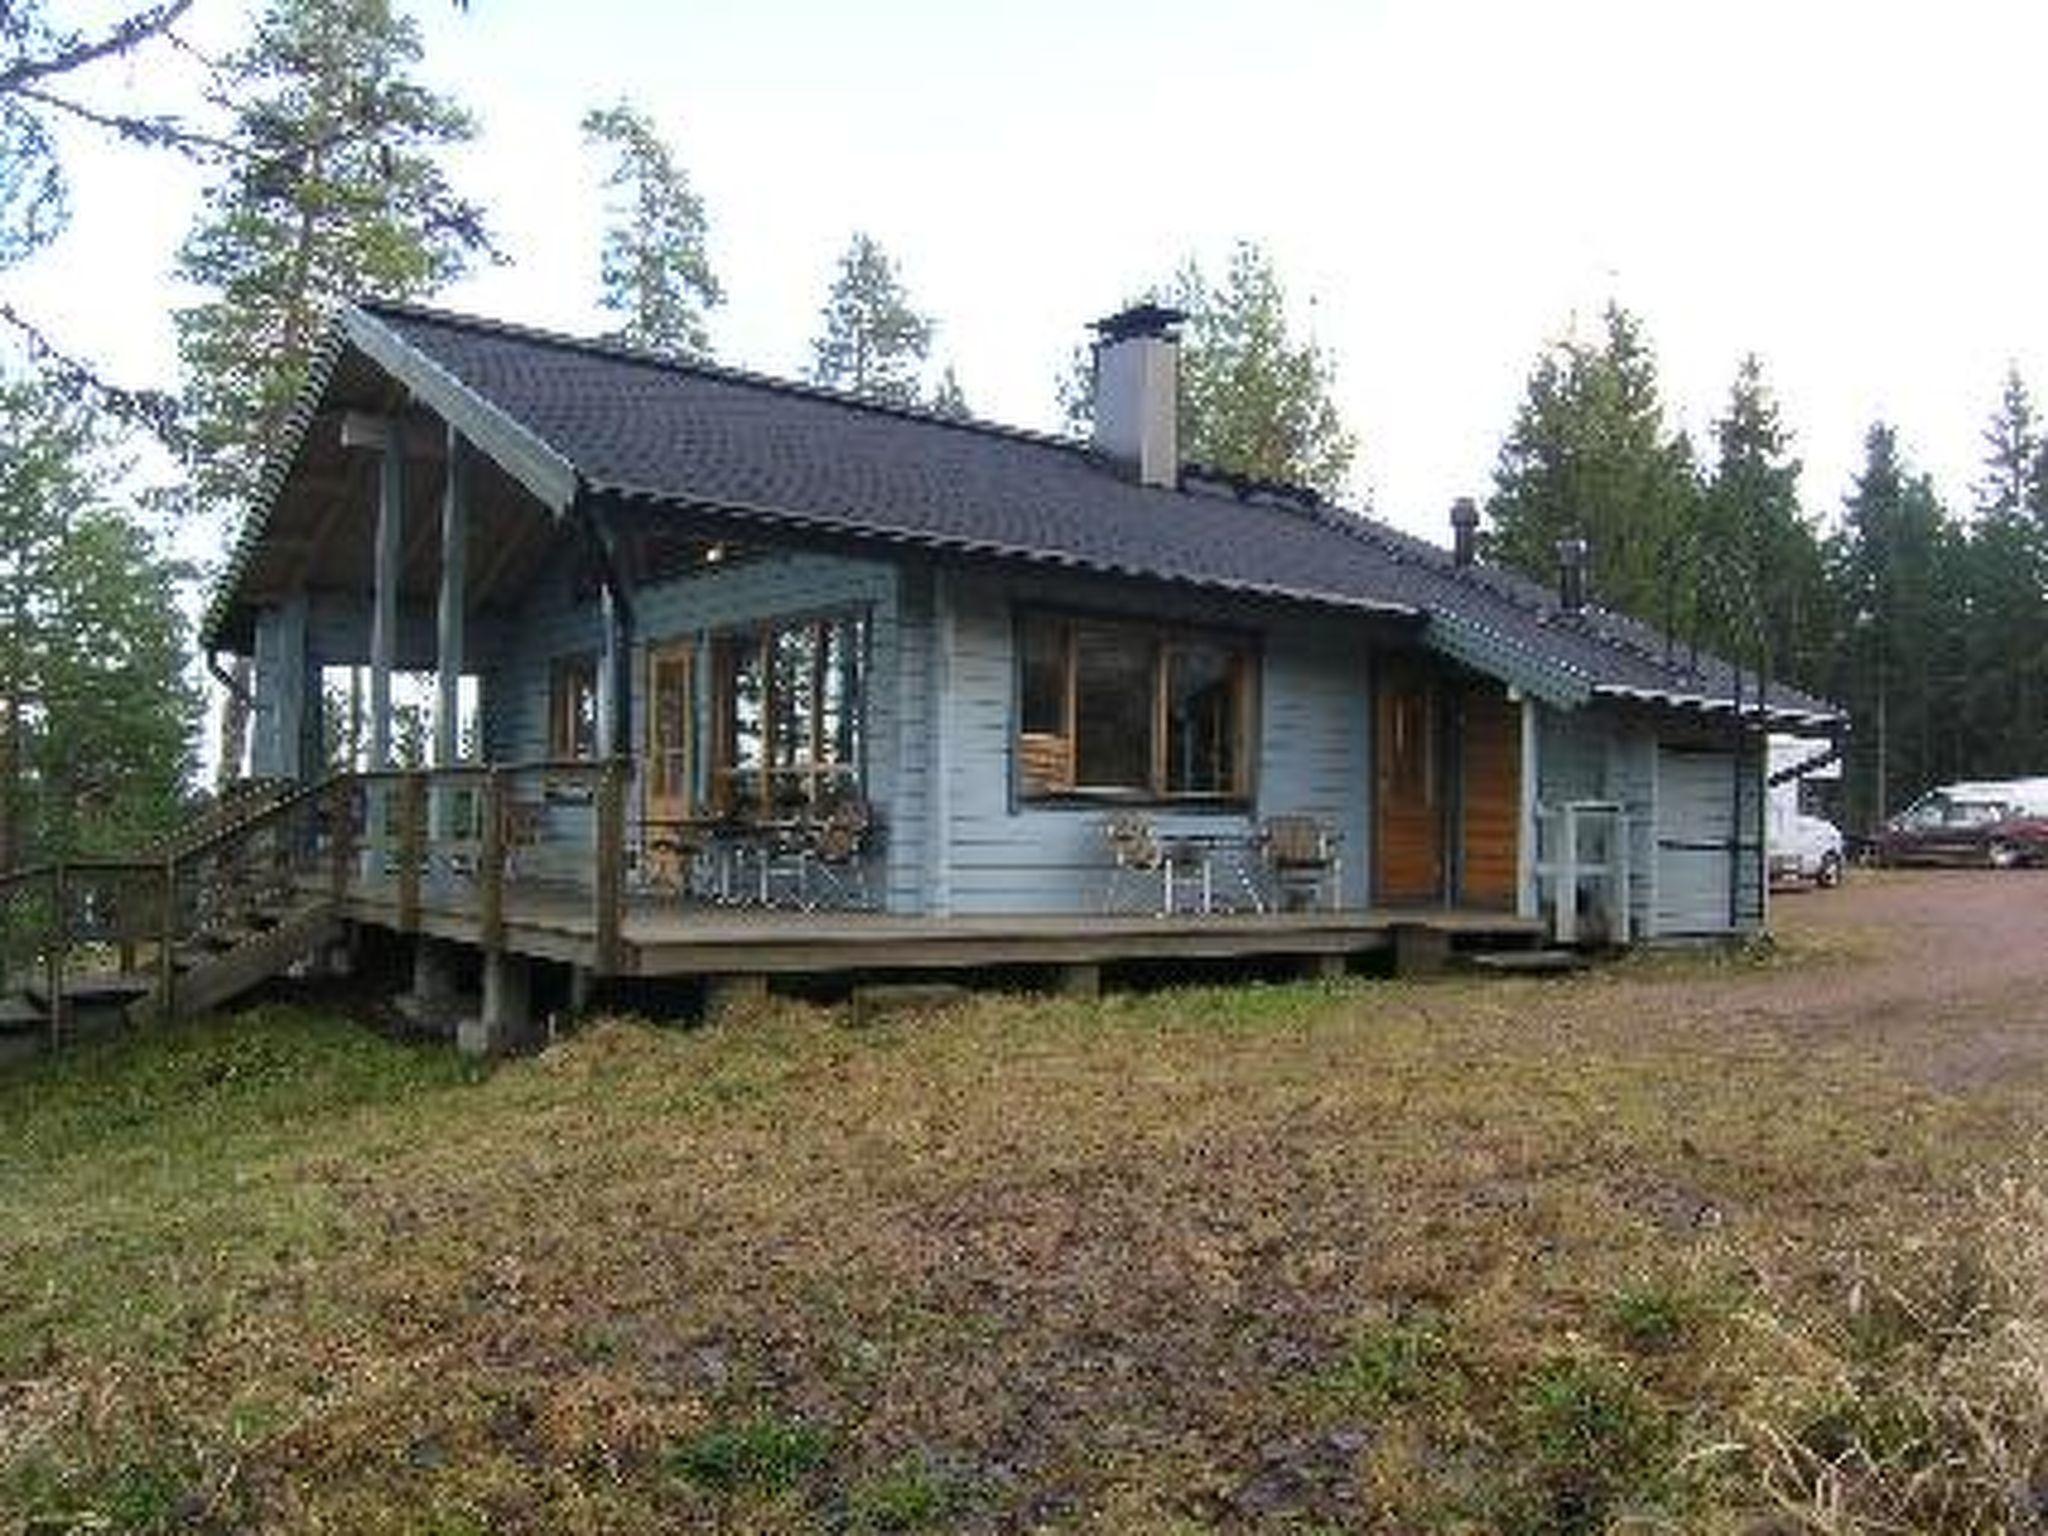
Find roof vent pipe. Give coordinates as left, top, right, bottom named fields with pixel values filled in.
left=1556, top=536, right=1589, bottom=614
left=1090, top=303, right=1185, bottom=489
left=1450, top=497, right=1479, bottom=567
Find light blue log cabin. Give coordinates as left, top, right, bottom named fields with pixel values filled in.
left=206, top=300, right=1843, bottom=1041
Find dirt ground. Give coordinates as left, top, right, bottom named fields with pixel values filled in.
left=1679, top=866, right=2048, bottom=1092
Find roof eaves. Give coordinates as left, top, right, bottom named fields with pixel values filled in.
left=587, top=479, right=1427, bottom=621
left=199, top=320, right=355, bottom=650
left=340, top=306, right=579, bottom=514
left=1422, top=610, right=1593, bottom=707
left=356, top=296, right=1099, bottom=461
left=1591, top=682, right=1846, bottom=730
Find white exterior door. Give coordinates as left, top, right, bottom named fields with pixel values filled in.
left=1655, top=748, right=1736, bottom=934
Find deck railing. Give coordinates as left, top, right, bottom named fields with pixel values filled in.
left=0, top=757, right=635, bottom=1047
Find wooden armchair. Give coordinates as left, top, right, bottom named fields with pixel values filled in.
left=1260, top=814, right=1342, bottom=911
left=1100, top=811, right=1197, bottom=915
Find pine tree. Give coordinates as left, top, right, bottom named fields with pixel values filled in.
left=174, top=0, right=491, bottom=783
left=1483, top=303, right=1699, bottom=626
left=808, top=233, right=933, bottom=407
left=175, top=0, right=490, bottom=515
left=1696, top=355, right=1829, bottom=690
left=0, top=372, right=194, bottom=871
left=582, top=99, right=721, bottom=359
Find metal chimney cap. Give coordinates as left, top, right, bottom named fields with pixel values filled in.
left=1091, top=303, right=1187, bottom=344
left=1450, top=497, right=1480, bottom=530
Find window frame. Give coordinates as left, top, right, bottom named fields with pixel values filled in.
left=1012, top=606, right=1259, bottom=807
left=708, top=608, right=870, bottom=816
left=548, top=653, right=600, bottom=762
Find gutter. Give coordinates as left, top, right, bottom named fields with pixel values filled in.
left=207, top=648, right=252, bottom=704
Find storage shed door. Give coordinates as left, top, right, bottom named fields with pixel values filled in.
left=1655, top=748, right=1736, bottom=934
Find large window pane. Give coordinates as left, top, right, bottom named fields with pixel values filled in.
left=713, top=613, right=867, bottom=813
left=1073, top=625, right=1154, bottom=790
left=1018, top=614, right=1066, bottom=735
left=1165, top=644, right=1237, bottom=793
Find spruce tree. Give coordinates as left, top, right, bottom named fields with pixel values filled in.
left=0, top=372, right=194, bottom=870
left=1961, top=369, right=2048, bottom=773
left=1483, top=303, right=1699, bottom=627
left=1828, top=424, right=1961, bottom=827
left=1056, top=246, right=1358, bottom=500
left=808, top=233, right=933, bottom=407
left=1697, top=355, right=1829, bottom=691
left=582, top=99, right=721, bottom=359
left=929, top=363, right=970, bottom=419
left=1174, top=243, right=1355, bottom=498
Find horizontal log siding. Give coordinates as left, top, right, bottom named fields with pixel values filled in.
left=483, top=536, right=906, bottom=900
left=926, top=569, right=1373, bottom=915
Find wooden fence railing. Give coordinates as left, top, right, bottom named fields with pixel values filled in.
left=0, top=757, right=634, bottom=1050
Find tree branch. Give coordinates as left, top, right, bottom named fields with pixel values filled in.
left=11, top=83, right=231, bottom=159
left=0, top=0, right=194, bottom=96
left=0, top=300, right=187, bottom=450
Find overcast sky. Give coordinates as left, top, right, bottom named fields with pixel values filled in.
left=14, top=0, right=2048, bottom=556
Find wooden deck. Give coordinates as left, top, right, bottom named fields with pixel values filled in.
left=337, top=877, right=1546, bottom=978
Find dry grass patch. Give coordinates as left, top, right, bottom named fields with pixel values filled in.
left=3, top=942, right=2046, bottom=1530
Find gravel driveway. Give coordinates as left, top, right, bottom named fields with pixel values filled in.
left=1672, top=866, right=2048, bottom=1092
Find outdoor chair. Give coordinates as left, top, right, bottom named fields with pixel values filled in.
left=1100, top=811, right=1198, bottom=915
left=1260, top=814, right=1343, bottom=912
left=804, top=799, right=875, bottom=911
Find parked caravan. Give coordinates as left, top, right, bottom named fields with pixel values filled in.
left=1767, top=735, right=1845, bottom=888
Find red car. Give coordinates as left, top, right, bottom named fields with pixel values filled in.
left=1873, top=789, right=2048, bottom=868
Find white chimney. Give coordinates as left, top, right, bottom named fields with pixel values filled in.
left=1091, top=303, right=1185, bottom=489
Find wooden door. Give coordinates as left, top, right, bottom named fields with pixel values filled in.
left=645, top=640, right=696, bottom=881
left=1458, top=683, right=1522, bottom=910
left=1375, top=662, right=1443, bottom=903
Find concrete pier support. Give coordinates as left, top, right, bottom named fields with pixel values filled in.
left=1392, top=923, right=1452, bottom=978
left=1304, top=952, right=1348, bottom=982
left=460, top=950, right=534, bottom=1056
left=410, top=937, right=462, bottom=1016
left=1052, top=962, right=1101, bottom=1000
left=703, top=973, right=768, bottom=1024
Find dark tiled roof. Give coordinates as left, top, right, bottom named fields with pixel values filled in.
left=270, top=299, right=1844, bottom=721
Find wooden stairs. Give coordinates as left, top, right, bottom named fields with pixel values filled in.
left=2, top=894, right=340, bottom=1047
left=134, top=895, right=342, bottom=1026
left=1, top=777, right=353, bottom=1056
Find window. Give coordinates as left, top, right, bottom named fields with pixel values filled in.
left=1015, top=612, right=1255, bottom=801
left=712, top=611, right=867, bottom=813
left=549, top=654, right=599, bottom=760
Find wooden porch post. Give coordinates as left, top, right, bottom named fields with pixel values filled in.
left=434, top=429, right=467, bottom=774
left=369, top=428, right=404, bottom=770
left=1517, top=696, right=1539, bottom=920
left=432, top=429, right=468, bottom=868
left=594, top=757, right=625, bottom=975
left=46, top=862, right=67, bottom=1049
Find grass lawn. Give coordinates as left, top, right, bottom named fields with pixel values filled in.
left=4, top=879, right=2047, bottom=1532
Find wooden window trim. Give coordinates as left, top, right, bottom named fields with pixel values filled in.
left=1013, top=609, right=1258, bottom=807
left=548, top=653, right=599, bottom=762
left=709, top=610, right=868, bottom=816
